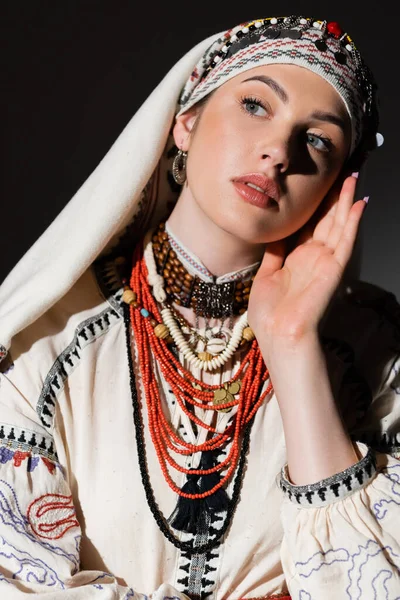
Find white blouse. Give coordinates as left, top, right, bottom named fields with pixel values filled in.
left=1, top=231, right=400, bottom=599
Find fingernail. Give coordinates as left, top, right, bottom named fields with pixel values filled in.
left=363, top=196, right=370, bottom=204
left=352, top=172, right=360, bottom=179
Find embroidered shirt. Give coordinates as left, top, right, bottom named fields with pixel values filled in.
left=0, top=250, right=400, bottom=599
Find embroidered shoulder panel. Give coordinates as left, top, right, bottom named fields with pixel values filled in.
left=37, top=257, right=124, bottom=430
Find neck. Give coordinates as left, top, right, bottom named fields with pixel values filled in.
left=166, top=188, right=265, bottom=277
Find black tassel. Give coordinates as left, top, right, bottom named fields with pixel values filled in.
left=199, top=450, right=230, bottom=513
left=168, top=450, right=230, bottom=534
left=168, top=472, right=205, bottom=534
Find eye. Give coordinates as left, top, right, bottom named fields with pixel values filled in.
left=239, top=95, right=269, bottom=118
left=307, top=132, right=332, bottom=153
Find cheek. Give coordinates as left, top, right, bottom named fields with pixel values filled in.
left=187, top=112, right=245, bottom=182
left=287, top=170, right=339, bottom=225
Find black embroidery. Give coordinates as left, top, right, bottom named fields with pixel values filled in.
left=305, top=491, right=314, bottom=503
left=93, top=257, right=125, bottom=318
left=343, top=476, right=353, bottom=491
left=355, top=469, right=364, bottom=485
left=280, top=447, right=376, bottom=507
left=177, top=531, right=222, bottom=600
left=36, top=258, right=124, bottom=429
left=356, top=431, right=400, bottom=458
left=0, top=423, right=58, bottom=461
left=330, top=483, right=340, bottom=497
left=174, top=477, right=225, bottom=599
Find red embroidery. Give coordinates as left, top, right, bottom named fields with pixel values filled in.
left=27, top=494, right=79, bottom=540
left=12, top=451, right=30, bottom=467
left=41, top=457, right=56, bottom=474
left=190, top=67, right=199, bottom=82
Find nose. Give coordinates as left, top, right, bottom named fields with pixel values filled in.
left=259, top=131, right=290, bottom=174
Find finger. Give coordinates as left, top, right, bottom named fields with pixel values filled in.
left=258, top=238, right=287, bottom=276
left=296, top=185, right=341, bottom=246
left=326, top=175, right=358, bottom=250
left=312, top=180, right=343, bottom=243
left=334, top=199, right=366, bottom=267
left=313, top=175, right=356, bottom=246
left=312, top=196, right=339, bottom=242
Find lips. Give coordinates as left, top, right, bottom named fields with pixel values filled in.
left=232, top=173, right=280, bottom=209
left=232, top=173, right=280, bottom=200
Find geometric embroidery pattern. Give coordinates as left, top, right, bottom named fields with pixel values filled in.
left=175, top=452, right=230, bottom=600
left=37, top=257, right=124, bottom=430
left=0, top=423, right=58, bottom=462
left=181, top=35, right=362, bottom=146
left=354, top=431, right=400, bottom=460
left=176, top=512, right=223, bottom=600
left=92, top=257, right=125, bottom=318
left=279, top=446, right=377, bottom=508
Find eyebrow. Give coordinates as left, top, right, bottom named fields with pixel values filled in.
left=241, top=75, right=348, bottom=134
left=242, top=75, right=289, bottom=103
left=308, top=110, right=348, bottom=134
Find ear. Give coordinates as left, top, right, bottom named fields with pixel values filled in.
left=172, top=107, right=200, bottom=151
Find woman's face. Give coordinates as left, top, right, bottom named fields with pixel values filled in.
left=173, top=63, right=352, bottom=244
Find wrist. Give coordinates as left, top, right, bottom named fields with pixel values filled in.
left=256, top=328, right=321, bottom=365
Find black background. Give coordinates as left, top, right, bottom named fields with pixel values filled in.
left=2, top=1, right=399, bottom=297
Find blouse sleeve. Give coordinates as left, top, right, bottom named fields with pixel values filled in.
left=278, top=351, right=400, bottom=598
left=0, top=368, right=188, bottom=600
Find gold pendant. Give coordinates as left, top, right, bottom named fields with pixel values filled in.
left=213, top=380, right=242, bottom=413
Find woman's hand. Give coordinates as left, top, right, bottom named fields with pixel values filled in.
left=247, top=174, right=367, bottom=346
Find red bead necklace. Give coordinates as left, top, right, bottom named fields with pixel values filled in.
left=128, top=240, right=273, bottom=501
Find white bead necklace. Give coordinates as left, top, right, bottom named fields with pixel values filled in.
left=161, top=306, right=248, bottom=371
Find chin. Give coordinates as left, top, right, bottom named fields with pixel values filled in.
left=208, top=212, right=269, bottom=245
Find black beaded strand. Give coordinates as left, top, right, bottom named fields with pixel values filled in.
left=123, top=303, right=254, bottom=555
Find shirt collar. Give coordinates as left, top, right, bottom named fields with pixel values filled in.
left=165, top=220, right=261, bottom=284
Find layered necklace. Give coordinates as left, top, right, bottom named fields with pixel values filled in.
left=119, top=223, right=273, bottom=554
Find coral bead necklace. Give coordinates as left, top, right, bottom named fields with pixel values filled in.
left=122, top=235, right=273, bottom=549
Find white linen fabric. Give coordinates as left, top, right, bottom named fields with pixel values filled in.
left=0, top=229, right=400, bottom=598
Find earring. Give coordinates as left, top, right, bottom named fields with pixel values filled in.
left=172, top=148, right=187, bottom=185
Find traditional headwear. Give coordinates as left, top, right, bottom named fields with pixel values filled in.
left=177, top=16, right=381, bottom=156
left=0, top=16, right=381, bottom=364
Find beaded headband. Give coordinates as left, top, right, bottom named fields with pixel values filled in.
left=177, top=16, right=382, bottom=155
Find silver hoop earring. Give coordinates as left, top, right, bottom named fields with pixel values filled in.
left=172, top=149, right=187, bottom=185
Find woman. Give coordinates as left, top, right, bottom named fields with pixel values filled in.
left=0, top=14, right=399, bottom=599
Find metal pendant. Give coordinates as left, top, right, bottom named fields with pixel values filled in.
left=195, top=280, right=236, bottom=319
left=172, top=149, right=187, bottom=185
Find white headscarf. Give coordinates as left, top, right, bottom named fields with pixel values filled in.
left=0, top=32, right=223, bottom=362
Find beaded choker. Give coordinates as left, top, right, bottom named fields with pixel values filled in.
left=152, top=222, right=256, bottom=319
